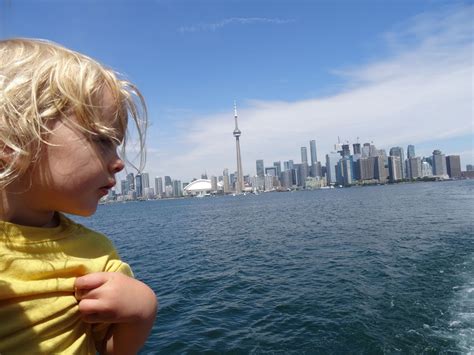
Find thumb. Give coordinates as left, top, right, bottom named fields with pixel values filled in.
left=75, top=272, right=109, bottom=290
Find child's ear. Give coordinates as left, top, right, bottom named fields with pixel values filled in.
left=0, top=143, right=15, bottom=165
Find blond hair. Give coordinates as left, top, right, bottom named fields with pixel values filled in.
left=0, top=38, right=147, bottom=188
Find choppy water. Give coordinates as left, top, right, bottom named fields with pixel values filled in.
left=73, top=180, right=474, bottom=354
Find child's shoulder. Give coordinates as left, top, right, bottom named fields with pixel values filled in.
left=60, top=214, right=118, bottom=254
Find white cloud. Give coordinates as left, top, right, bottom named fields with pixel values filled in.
left=179, top=17, right=294, bottom=33
left=150, top=4, right=473, bottom=181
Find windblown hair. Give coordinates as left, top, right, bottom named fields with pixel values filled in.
left=0, top=38, right=147, bottom=189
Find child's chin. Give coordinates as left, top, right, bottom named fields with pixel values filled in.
left=67, top=206, right=98, bottom=217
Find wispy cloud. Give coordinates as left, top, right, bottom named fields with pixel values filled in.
left=153, top=4, right=473, bottom=181
left=179, top=17, right=294, bottom=33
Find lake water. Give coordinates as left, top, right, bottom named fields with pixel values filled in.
left=72, top=180, right=474, bottom=354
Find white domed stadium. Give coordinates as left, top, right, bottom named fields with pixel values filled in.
left=183, top=179, right=219, bottom=196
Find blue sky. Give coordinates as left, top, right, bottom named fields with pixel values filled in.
left=1, top=0, right=473, bottom=181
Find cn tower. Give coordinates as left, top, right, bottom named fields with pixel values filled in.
left=233, top=101, right=244, bottom=194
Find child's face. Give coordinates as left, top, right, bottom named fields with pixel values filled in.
left=19, top=91, right=125, bottom=218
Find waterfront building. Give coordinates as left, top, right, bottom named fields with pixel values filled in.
left=325, top=152, right=340, bottom=185
left=446, top=155, right=461, bottom=178
left=281, top=170, right=292, bottom=189
left=311, top=161, right=322, bottom=178
left=310, top=140, right=318, bottom=165
left=336, top=157, right=352, bottom=186
left=340, top=144, right=350, bottom=158
left=362, top=143, right=371, bottom=157
left=421, top=160, right=433, bottom=177
left=164, top=176, right=172, bottom=187
left=288, top=160, right=294, bottom=170
left=341, top=157, right=353, bottom=186
left=164, top=185, right=173, bottom=198
left=173, top=180, right=182, bottom=197
left=309, top=141, right=319, bottom=178
left=120, top=179, right=128, bottom=195
left=388, top=156, right=402, bottom=182
left=183, top=179, right=212, bottom=196
left=351, top=153, right=361, bottom=181
left=265, top=167, right=277, bottom=177
left=143, top=187, right=154, bottom=200
left=467, top=164, right=474, bottom=171
left=211, top=176, right=218, bottom=192
left=369, top=144, right=377, bottom=157
left=298, top=163, right=309, bottom=187
left=301, top=147, right=308, bottom=165
left=233, top=102, right=244, bottom=194
left=291, top=166, right=299, bottom=186
left=126, top=172, right=135, bottom=191
left=273, top=161, right=282, bottom=177
left=223, top=169, right=230, bottom=194
left=408, top=157, right=422, bottom=179
left=389, top=147, right=406, bottom=180
left=127, top=190, right=137, bottom=201
left=141, top=172, right=150, bottom=189
left=256, top=159, right=265, bottom=177
left=135, top=173, right=142, bottom=197
left=432, top=150, right=447, bottom=177
left=359, top=157, right=376, bottom=181
left=155, top=177, right=163, bottom=197
left=353, top=143, right=361, bottom=155
left=264, top=175, right=274, bottom=191
left=244, top=174, right=251, bottom=186
left=305, top=176, right=327, bottom=189
left=407, top=145, right=416, bottom=159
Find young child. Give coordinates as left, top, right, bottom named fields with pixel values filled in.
left=0, top=38, right=157, bottom=354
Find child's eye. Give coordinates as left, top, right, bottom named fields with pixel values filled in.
left=92, top=135, right=117, bottom=148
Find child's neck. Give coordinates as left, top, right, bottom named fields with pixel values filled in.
left=0, top=190, right=59, bottom=228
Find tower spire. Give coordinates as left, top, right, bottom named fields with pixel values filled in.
left=233, top=101, right=244, bottom=194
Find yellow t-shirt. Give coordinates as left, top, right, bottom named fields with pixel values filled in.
left=0, top=213, right=133, bottom=354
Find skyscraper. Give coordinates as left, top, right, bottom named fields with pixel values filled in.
left=256, top=159, right=264, bottom=177
left=233, top=102, right=244, bottom=194
left=432, top=150, right=447, bottom=176
left=388, top=156, right=402, bottom=182
left=408, top=157, right=422, bottom=179
left=126, top=172, right=135, bottom=191
left=407, top=145, right=416, bottom=159
left=325, top=152, right=340, bottom=185
left=223, top=168, right=230, bottom=194
left=353, top=143, right=361, bottom=155
left=135, top=173, right=142, bottom=197
left=341, top=144, right=351, bottom=157
left=389, top=147, right=406, bottom=180
left=310, top=140, right=318, bottom=164
left=154, top=177, right=163, bottom=197
left=446, top=155, right=461, bottom=178
left=301, top=147, right=308, bottom=165
left=273, top=161, right=282, bottom=177
left=141, top=172, right=150, bottom=189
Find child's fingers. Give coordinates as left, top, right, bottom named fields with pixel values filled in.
left=75, top=272, right=109, bottom=290
left=77, top=299, right=116, bottom=323
left=74, top=287, right=98, bottom=301
left=77, top=298, right=102, bottom=314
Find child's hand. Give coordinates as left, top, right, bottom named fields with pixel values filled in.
left=74, top=272, right=157, bottom=324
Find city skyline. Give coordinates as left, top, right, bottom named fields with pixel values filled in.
left=116, top=135, right=467, bottom=201
left=3, top=1, right=472, bottom=182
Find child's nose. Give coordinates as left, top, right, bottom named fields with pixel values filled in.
left=110, top=157, right=125, bottom=174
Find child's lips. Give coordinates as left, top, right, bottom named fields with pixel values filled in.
left=99, top=181, right=115, bottom=196
left=99, top=187, right=110, bottom=197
